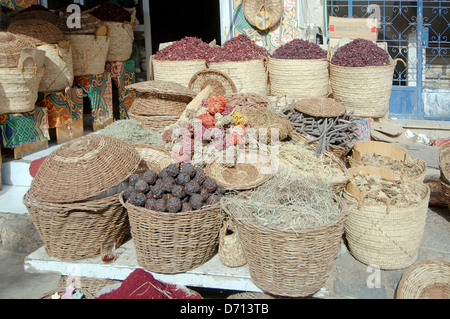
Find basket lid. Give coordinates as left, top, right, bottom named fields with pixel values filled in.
left=7, top=18, right=65, bottom=46
left=293, top=97, right=346, bottom=117
left=11, top=9, right=61, bottom=26
left=0, top=31, right=35, bottom=68
left=188, top=69, right=237, bottom=96
left=243, top=0, right=283, bottom=30
left=59, top=12, right=103, bottom=34
left=126, top=80, right=197, bottom=102
left=30, top=134, right=141, bottom=203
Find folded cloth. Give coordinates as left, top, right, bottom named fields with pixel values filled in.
left=96, top=268, right=202, bottom=299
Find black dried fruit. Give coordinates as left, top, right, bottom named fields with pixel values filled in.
left=206, top=194, right=221, bottom=205
left=185, top=180, right=201, bottom=195
left=215, top=186, right=226, bottom=195
left=181, top=202, right=192, bottom=212
left=154, top=198, right=167, bottom=212
left=181, top=196, right=190, bottom=203
left=176, top=172, right=191, bottom=185
left=142, top=170, right=158, bottom=185
left=166, top=164, right=180, bottom=177
left=150, top=183, right=164, bottom=199
left=189, top=193, right=203, bottom=210
left=166, top=197, right=182, bottom=213
left=159, top=168, right=169, bottom=180
left=145, top=198, right=157, bottom=210
left=163, top=193, right=174, bottom=201
left=181, top=163, right=196, bottom=178
left=128, top=191, right=146, bottom=207
left=161, top=176, right=175, bottom=192
left=203, top=177, right=217, bottom=193
left=122, top=185, right=135, bottom=200
left=194, top=168, right=207, bottom=184
left=128, top=174, right=140, bottom=186
left=200, top=188, right=209, bottom=201
left=172, top=184, right=186, bottom=198
left=134, top=179, right=149, bottom=193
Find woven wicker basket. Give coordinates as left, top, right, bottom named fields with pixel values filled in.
left=65, top=33, right=109, bottom=76
left=132, top=144, right=175, bottom=175
left=128, top=108, right=178, bottom=133
left=11, top=9, right=61, bottom=27
left=130, top=93, right=188, bottom=117
left=268, top=57, right=329, bottom=98
left=188, top=69, right=237, bottom=96
left=243, top=0, right=283, bottom=30
left=30, top=134, right=141, bottom=203
left=120, top=192, right=222, bottom=274
left=24, top=190, right=130, bottom=261
left=218, top=219, right=247, bottom=267
left=7, top=18, right=65, bottom=46
left=208, top=58, right=267, bottom=95
left=344, top=166, right=430, bottom=270
left=397, top=259, right=450, bottom=299
left=126, top=80, right=196, bottom=101
left=439, top=144, right=450, bottom=185
left=37, top=41, right=74, bottom=92
left=59, top=12, right=102, bottom=34
left=349, top=141, right=427, bottom=182
left=151, top=56, right=207, bottom=87
left=222, top=198, right=347, bottom=297
left=103, top=20, right=134, bottom=62
left=0, top=32, right=36, bottom=68
left=329, top=58, right=398, bottom=118
left=441, top=180, right=450, bottom=211
left=0, top=55, right=45, bottom=114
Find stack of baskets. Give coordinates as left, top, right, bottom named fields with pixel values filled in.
left=439, top=144, right=450, bottom=210
left=125, top=80, right=197, bottom=132
left=0, top=31, right=45, bottom=115
left=7, top=18, right=73, bottom=92
left=23, top=134, right=141, bottom=260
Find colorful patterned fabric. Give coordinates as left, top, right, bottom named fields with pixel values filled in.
left=0, top=107, right=49, bottom=148
left=37, top=88, right=83, bottom=129
left=105, top=60, right=136, bottom=119
left=0, top=0, right=36, bottom=9
left=232, top=0, right=301, bottom=53
left=353, top=118, right=371, bottom=141
left=74, top=73, right=113, bottom=126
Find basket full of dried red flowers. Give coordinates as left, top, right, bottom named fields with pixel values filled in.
left=120, top=163, right=224, bottom=274
left=268, top=39, right=329, bottom=99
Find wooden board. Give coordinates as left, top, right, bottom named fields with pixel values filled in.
left=55, top=118, right=84, bottom=144
left=92, top=117, right=113, bottom=132
left=13, top=140, right=48, bottom=160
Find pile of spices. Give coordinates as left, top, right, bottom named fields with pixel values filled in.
left=153, top=36, right=211, bottom=61
left=331, top=38, right=390, bottom=67
left=96, top=119, right=163, bottom=145
left=206, top=34, right=270, bottom=63
left=222, top=167, right=342, bottom=230
left=90, top=2, right=131, bottom=22
left=272, top=39, right=327, bottom=60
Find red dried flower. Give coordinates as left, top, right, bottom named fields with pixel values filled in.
left=197, top=113, right=217, bottom=129
left=207, top=96, right=227, bottom=115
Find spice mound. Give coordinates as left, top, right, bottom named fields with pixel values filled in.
left=272, top=39, right=327, bottom=60
left=331, top=38, right=390, bottom=67
left=124, top=164, right=225, bottom=213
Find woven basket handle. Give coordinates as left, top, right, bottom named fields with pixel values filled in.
left=393, top=58, right=407, bottom=67
left=19, top=56, right=38, bottom=75
left=357, top=190, right=392, bottom=215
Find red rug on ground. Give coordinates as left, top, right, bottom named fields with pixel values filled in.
left=96, top=268, right=203, bottom=299
left=29, top=156, right=47, bottom=178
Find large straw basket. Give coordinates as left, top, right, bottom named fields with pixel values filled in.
left=65, top=33, right=110, bottom=76
left=268, top=57, right=329, bottom=98
left=222, top=198, right=347, bottom=297
left=7, top=18, right=65, bottom=46
left=343, top=166, right=430, bottom=270
left=132, top=144, right=174, bottom=175
left=128, top=109, right=178, bottom=133
left=103, top=21, right=134, bottom=61
left=120, top=193, right=222, bottom=274
left=330, top=59, right=400, bottom=118
left=29, top=134, right=141, bottom=203
left=0, top=32, right=36, bottom=68
left=24, top=189, right=130, bottom=261
left=349, top=141, right=427, bottom=182
left=0, top=55, right=45, bottom=114
left=207, top=58, right=267, bottom=95
left=37, top=41, right=74, bottom=92
left=396, top=259, right=450, bottom=299
left=151, top=56, right=207, bottom=87
left=439, top=144, right=450, bottom=185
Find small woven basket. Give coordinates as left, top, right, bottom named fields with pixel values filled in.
left=348, top=141, right=427, bottom=182
left=268, top=57, right=330, bottom=99
left=243, top=0, right=283, bottom=29
left=218, top=219, right=247, bottom=267
left=24, top=190, right=130, bottom=261
left=132, top=144, right=175, bottom=175
left=130, top=93, right=188, bottom=117
left=344, top=166, right=430, bottom=270
left=120, top=192, right=222, bottom=274
left=126, top=80, right=196, bottom=101
left=397, top=259, right=450, bottom=299
left=222, top=198, right=347, bottom=297
left=188, top=68, right=237, bottom=96
left=128, top=109, right=178, bottom=133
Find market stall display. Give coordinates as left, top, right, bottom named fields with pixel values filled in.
left=439, top=144, right=450, bottom=209
left=343, top=166, right=430, bottom=269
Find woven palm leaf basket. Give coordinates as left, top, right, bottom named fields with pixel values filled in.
left=348, top=141, right=427, bottom=183
left=120, top=193, right=222, bottom=274
left=151, top=55, right=207, bottom=88
left=188, top=68, right=237, bottom=96
left=23, top=135, right=141, bottom=260
left=439, top=145, right=450, bottom=209
left=221, top=170, right=347, bottom=297
left=344, top=166, right=430, bottom=270
left=396, top=259, right=450, bottom=299
left=132, top=144, right=174, bottom=175
left=128, top=109, right=178, bottom=133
